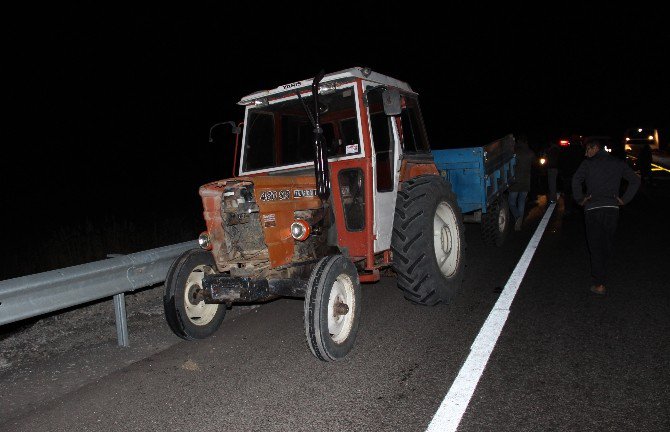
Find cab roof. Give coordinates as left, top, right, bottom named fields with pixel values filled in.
left=238, top=67, right=416, bottom=105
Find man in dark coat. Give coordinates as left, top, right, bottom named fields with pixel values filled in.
left=572, top=139, right=640, bottom=295
left=546, top=142, right=561, bottom=203
left=509, top=134, right=536, bottom=231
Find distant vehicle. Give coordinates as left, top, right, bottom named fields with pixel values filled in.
left=623, top=128, right=659, bottom=155
left=558, top=134, right=583, bottom=149
left=583, top=135, right=624, bottom=160
left=553, top=134, right=584, bottom=167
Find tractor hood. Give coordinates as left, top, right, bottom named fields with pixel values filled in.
left=199, top=175, right=323, bottom=269
left=200, top=175, right=322, bottom=208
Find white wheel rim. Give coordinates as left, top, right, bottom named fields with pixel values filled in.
left=327, top=274, right=355, bottom=344
left=183, top=265, right=219, bottom=326
left=498, top=205, right=507, bottom=232
left=433, top=201, right=460, bottom=278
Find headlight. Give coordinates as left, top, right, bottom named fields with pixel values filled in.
left=290, top=220, right=311, bottom=241
left=198, top=231, right=212, bottom=250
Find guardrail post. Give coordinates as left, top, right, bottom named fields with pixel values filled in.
left=113, top=293, right=129, bottom=347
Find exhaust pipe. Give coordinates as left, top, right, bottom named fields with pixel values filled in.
left=311, top=70, right=331, bottom=201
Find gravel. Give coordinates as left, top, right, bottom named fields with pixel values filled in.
left=0, top=284, right=257, bottom=423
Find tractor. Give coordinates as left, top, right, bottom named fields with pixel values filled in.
left=163, top=67, right=466, bottom=361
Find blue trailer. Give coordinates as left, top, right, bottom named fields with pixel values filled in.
left=433, top=134, right=517, bottom=246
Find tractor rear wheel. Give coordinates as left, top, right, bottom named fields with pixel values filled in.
left=392, top=176, right=466, bottom=305
left=163, top=249, right=226, bottom=340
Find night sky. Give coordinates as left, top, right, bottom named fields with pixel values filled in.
left=2, top=5, right=667, bottom=277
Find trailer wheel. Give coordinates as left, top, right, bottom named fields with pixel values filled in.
left=304, top=255, right=362, bottom=361
left=481, top=197, right=510, bottom=247
left=392, top=176, right=466, bottom=305
left=163, top=249, right=226, bottom=340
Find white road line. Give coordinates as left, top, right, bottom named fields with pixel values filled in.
left=426, top=201, right=557, bottom=432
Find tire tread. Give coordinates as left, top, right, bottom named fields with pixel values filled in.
left=391, top=176, right=466, bottom=306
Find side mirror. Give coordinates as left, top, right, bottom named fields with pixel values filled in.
left=209, top=121, right=241, bottom=143
left=382, top=88, right=402, bottom=116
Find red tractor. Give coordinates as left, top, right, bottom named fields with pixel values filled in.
left=163, top=67, right=466, bottom=361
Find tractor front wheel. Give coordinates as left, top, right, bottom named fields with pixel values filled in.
left=304, top=255, right=362, bottom=361
left=163, top=249, right=226, bottom=340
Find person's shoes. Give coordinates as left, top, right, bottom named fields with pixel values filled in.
left=590, top=285, right=606, bottom=295
left=514, top=219, right=522, bottom=231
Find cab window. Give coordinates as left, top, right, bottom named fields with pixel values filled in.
left=366, top=87, right=395, bottom=192
left=400, top=96, right=430, bottom=153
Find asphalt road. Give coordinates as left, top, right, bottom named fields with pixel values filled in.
left=1, top=173, right=669, bottom=431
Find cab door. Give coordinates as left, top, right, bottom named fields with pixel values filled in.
left=365, top=85, right=401, bottom=253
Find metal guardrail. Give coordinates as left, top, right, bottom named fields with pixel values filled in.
left=0, top=240, right=197, bottom=346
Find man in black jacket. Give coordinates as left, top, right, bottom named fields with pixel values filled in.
left=509, top=134, right=536, bottom=230
left=572, top=139, right=640, bottom=295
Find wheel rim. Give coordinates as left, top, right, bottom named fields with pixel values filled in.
left=327, top=274, right=355, bottom=344
left=433, top=201, right=460, bottom=278
left=183, top=264, right=219, bottom=326
left=498, top=204, right=507, bottom=232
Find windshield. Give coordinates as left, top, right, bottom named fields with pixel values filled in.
left=242, top=87, right=361, bottom=172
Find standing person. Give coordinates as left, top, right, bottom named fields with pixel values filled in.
left=546, top=141, right=561, bottom=203
left=559, top=139, right=585, bottom=216
left=509, top=134, right=536, bottom=231
left=637, top=142, right=653, bottom=185
left=572, top=139, right=640, bottom=295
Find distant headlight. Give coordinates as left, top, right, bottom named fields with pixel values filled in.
left=198, top=231, right=212, bottom=250
left=648, top=135, right=654, bottom=140
left=539, top=157, right=547, bottom=165
left=625, top=137, right=630, bottom=142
